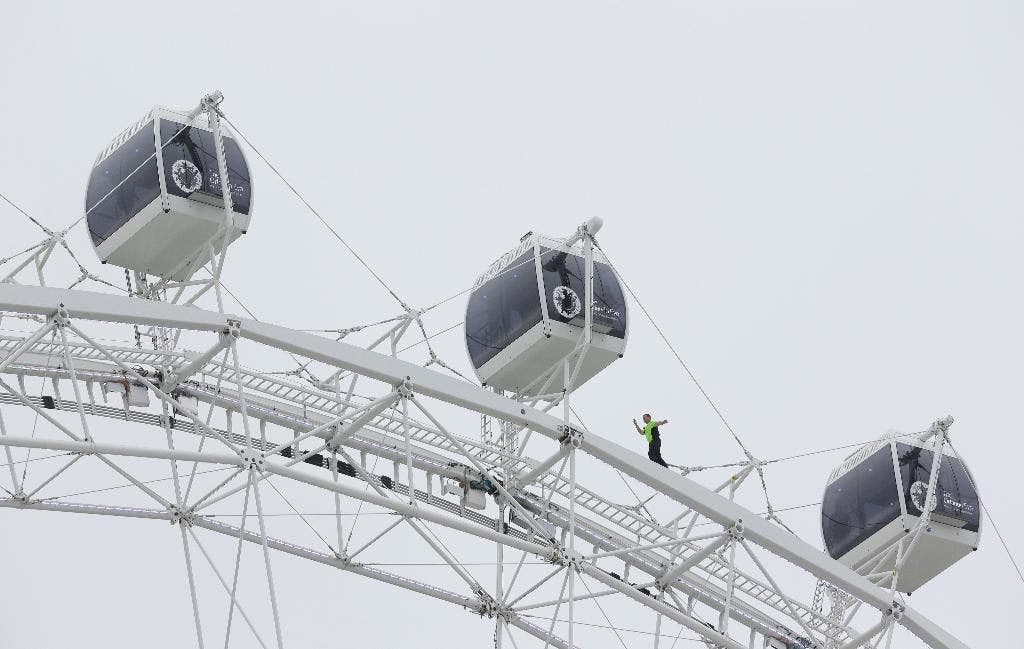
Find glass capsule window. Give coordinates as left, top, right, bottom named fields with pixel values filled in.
left=538, top=247, right=627, bottom=338
left=896, top=443, right=980, bottom=532
left=159, top=120, right=252, bottom=215
left=86, top=121, right=160, bottom=246
left=822, top=446, right=902, bottom=559
left=465, top=252, right=543, bottom=369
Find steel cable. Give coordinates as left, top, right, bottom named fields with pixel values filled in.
left=947, top=439, right=1024, bottom=587
left=220, top=114, right=408, bottom=310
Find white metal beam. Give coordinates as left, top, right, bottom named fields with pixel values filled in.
left=0, top=284, right=970, bottom=649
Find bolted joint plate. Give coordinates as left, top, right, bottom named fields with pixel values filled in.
left=397, top=376, right=414, bottom=399
left=52, top=304, right=71, bottom=328
left=888, top=602, right=906, bottom=622
left=548, top=545, right=583, bottom=571
left=474, top=589, right=499, bottom=618
left=557, top=424, right=584, bottom=448
left=239, top=448, right=265, bottom=471
left=169, top=505, right=196, bottom=527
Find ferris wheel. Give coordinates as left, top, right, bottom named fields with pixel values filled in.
left=0, top=92, right=986, bottom=649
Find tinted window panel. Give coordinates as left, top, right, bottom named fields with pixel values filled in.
left=466, top=252, right=543, bottom=369
left=593, top=261, right=627, bottom=337
left=86, top=122, right=159, bottom=246
left=896, top=443, right=979, bottom=532
left=822, top=447, right=901, bottom=559
left=539, top=248, right=627, bottom=338
left=159, top=120, right=251, bottom=215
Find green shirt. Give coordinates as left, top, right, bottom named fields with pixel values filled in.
left=643, top=420, right=659, bottom=443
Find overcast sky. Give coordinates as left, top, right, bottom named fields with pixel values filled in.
left=0, top=2, right=1021, bottom=648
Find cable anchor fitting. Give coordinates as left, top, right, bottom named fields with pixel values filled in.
left=886, top=601, right=905, bottom=622
left=201, top=90, right=225, bottom=114
left=548, top=544, right=582, bottom=571
left=52, top=304, right=71, bottom=328
left=557, top=424, right=584, bottom=448
left=239, top=448, right=266, bottom=472
left=397, top=377, right=414, bottom=400
left=169, top=505, right=196, bottom=527
left=474, top=589, right=501, bottom=618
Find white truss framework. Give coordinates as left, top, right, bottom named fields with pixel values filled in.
left=0, top=282, right=970, bottom=649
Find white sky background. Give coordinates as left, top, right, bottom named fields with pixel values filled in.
left=0, top=1, right=1022, bottom=648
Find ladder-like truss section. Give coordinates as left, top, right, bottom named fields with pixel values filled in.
left=0, top=284, right=970, bottom=649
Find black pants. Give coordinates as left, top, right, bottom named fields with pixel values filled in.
left=648, top=438, right=669, bottom=467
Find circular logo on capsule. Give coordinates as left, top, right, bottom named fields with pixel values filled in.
left=909, top=480, right=936, bottom=513
left=552, top=286, right=582, bottom=319
left=171, top=159, right=202, bottom=193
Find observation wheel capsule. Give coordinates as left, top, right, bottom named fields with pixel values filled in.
left=821, top=434, right=981, bottom=593
left=85, top=106, right=253, bottom=280
left=465, top=229, right=628, bottom=395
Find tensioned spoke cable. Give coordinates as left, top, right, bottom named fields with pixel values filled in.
left=947, top=439, right=1024, bottom=587
left=686, top=501, right=820, bottom=531
left=219, top=274, right=466, bottom=387
left=206, top=511, right=398, bottom=518
left=215, top=279, right=260, bottom=321
left=82, top=117, right=204, bottom=219
left=220, top=114, right=406, bottom=309
left=685, top=428, right=948, bottom=476
left=287, top=228, right=583, bottom=350
left=0, top=191, right=131, bottom=294
left=418, top=237, right=573, bottom=316
left=0, top=191, right=54, bottom=235
left=300, top=314, right=407, bottom=336
left=20, top=331, right=57, bottom=487
left=151, top=269, right=474, bottom=560
left=569, top=404, right=660, bottom=519
left=0, top=239, right=48, bottom=267
left=592, top=238, right=803, bottom=531
left=398, top=320, right=462, bottom=352
left=419, top=517, right=486, bottom=578
left=0, top=452, right=73, bottom=469
left=3, top=104, right=1009, bottom=649
left=519, top=613, right=707, bottom=644
left=4, top=175, right=1003, bottom=644
left=0, top=115, right=206, bottom=244
left=184, top=348, right=231, bottom=504
left=577, top=575, right=629, bottom=649
left=264, top=478, right=335, bottom=554
left=759, top=431, right=921, bottom=466
left=592, top=240, right=751, bottom=459
left=344, top=452, right=384, bottom=549
left=279, top=229, right=576, bottom=338
left=214, top=278, right=338, bottom=386
left=38, top=466, right=234, bottom=502
left=362, top=561, right=547, bottom=567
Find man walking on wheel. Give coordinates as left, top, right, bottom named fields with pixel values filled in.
left=634, top=414, right=671, bottom=468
